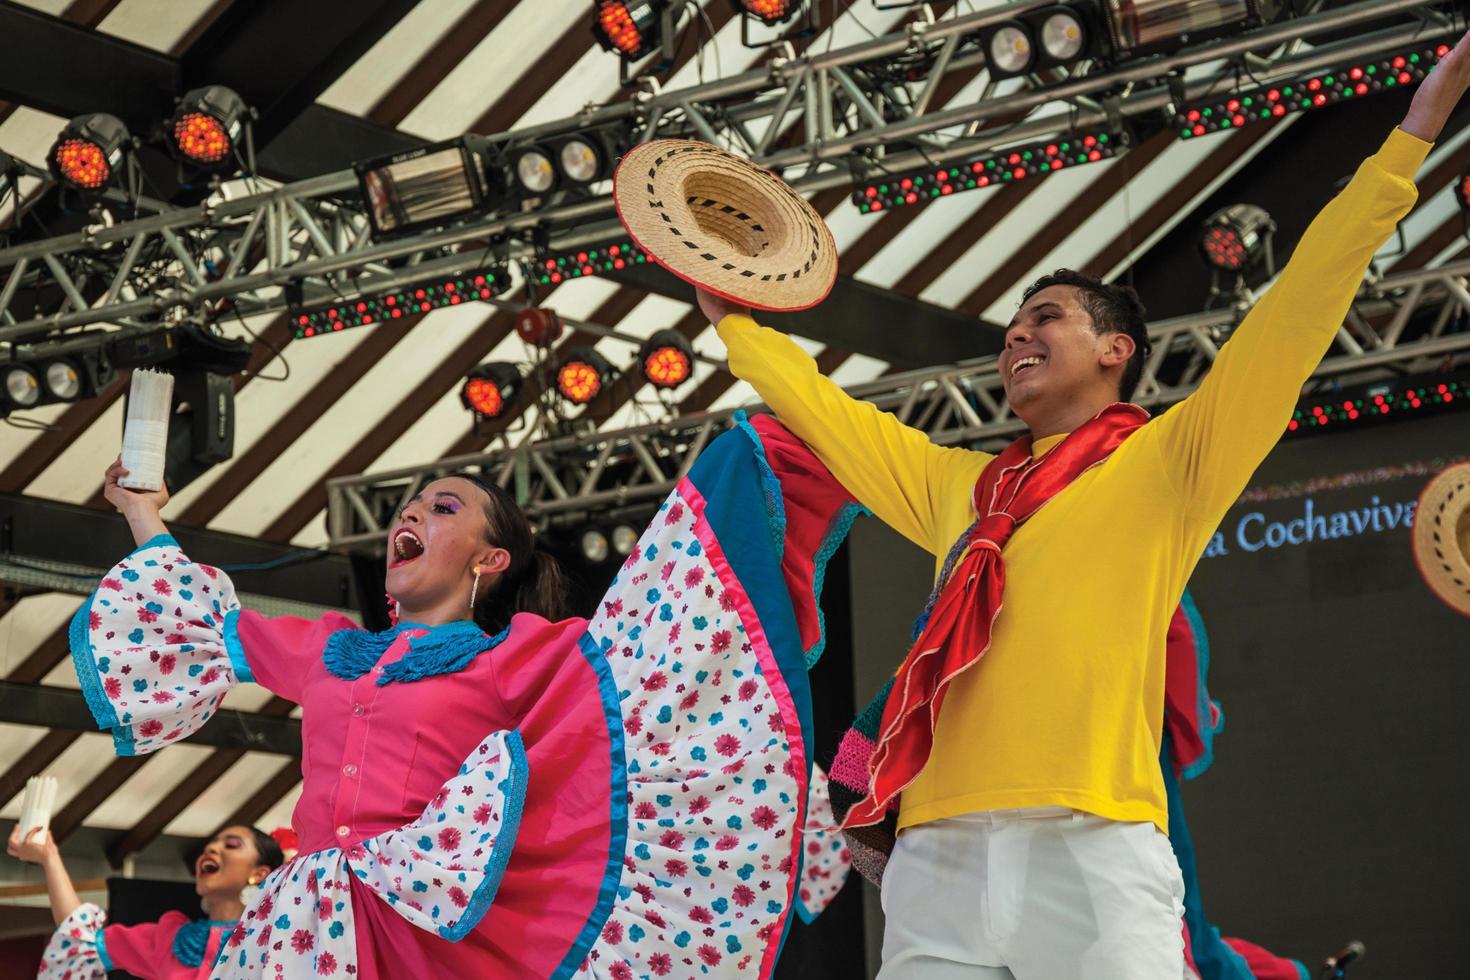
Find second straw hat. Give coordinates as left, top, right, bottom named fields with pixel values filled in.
left=1412, top=460, right=1470, bottom=618
left=613, top=140, right=838, bottom=312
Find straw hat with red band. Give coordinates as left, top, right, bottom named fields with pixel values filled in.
left=1412, top=461, right=1470, bottom=618
left=612, top=139, right=838, bottom=312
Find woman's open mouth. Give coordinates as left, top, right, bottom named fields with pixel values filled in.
left=197, top=856, right=220, bottom=877
left=390, top=528, right=425, bottom=568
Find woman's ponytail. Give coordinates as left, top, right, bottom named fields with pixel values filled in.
left=454, top=472, right=569, bottom=632
left=513, top=547, right=568, bottom=623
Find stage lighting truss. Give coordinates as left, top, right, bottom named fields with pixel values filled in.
left=291, top=267, right=513, bottom=339
left=167, top=85, right=254, bottom=176
left=979, top=3, right=1102, bottom=80
left=610, top=523, right=640, bottom=556
left=461, top=362, right=524, bottom=419
left=0, top=150, right=24, bottom=242
left=852, top=130, right=1123, bottom=213
left=506, top=129, right=622, bottom=202
left=356, top=137, right=496, bottom=239
left=3, top=0, right=1458, bottom=351
left=556, top=346, right=616, bottom=405
left=1198, top=204, right=1275, bottom=276
left=581, top=527, right=612, bottom=563
left=1287, top=374, right=1468, bottom=436
left=638, top=329, right=695, bottom=389
left=731, top=0, right=814, bottom=50
left=592, top=0, right=695, bottom=85
left=1104, top=0, right=1264, bottom=60
left=527, top=239, right=649, bottom=286
left=515, top=306, right=566, bottom=348
left=48, top=113, right=133, bottom=195
left=1175, top=42, right=1452, bottom=140
left=0, top=347, right=114, bottom=415
left=327, top=255, right=1470, bottom=549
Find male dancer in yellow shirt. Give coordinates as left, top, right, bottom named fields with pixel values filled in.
left=695, top=30, right=1470, bottom=979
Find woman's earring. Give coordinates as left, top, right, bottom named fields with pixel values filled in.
left=469, top=566, right=482, bottom=610
left=238, top=877, right=262, bottom=908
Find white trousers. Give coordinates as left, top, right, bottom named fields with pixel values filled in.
left=877, top=807, right=1185, bottom=980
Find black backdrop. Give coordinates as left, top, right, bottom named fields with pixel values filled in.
left=1182, top=410, right=1470, bottom=978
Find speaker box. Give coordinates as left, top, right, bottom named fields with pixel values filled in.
left=162, top=370, right=234, bottom=493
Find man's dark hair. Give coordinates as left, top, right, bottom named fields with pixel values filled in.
left=1019, top=269, right=1151, bottom=402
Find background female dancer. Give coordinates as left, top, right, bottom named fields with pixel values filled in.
left=71, top=413, right=858, bottom=979
left=7, top=821, right=282, bottom=978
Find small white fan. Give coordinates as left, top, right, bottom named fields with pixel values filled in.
left=18, top=775, right=58, bottom=838
left=118, top=369, right=174, bottom=491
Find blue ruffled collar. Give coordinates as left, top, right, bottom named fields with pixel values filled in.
left=173, top=918, right=233, bottom=967
left=322, top=619, right=510, bottom=685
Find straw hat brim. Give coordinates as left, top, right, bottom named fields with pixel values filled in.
left=613, top=140, right=838, bottom=312
left=1412, top=461, right=1470, bottom=618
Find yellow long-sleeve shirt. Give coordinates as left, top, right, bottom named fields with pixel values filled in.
left=716, top=128, right=1429, bottom=833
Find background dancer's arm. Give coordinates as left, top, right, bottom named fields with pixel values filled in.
left=699, top=292, right=989, bottom=555
left=6, top=825, right=81, bottom=925
left=103, top=456, right=168, bottom=546
left=78, top=464, right=350, bottom=753
left=1155, top=30, right=1468, bottom=523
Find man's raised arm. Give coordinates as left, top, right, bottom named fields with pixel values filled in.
left=1151, top=28, right=1470, bottom=526
left=700, top=291, right=989, bottom=556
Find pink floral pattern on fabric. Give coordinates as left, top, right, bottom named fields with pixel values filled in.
left=211, top=729, right=526, bottom=977
left=39, top=902, right=106, bottom=979
left=72, top=539, right=242, bottom=756
left=576, top=489, right=809, bottom=979
left=796, top=765, right=851, bottom=922
left=211, top=847, right=357, bottom=978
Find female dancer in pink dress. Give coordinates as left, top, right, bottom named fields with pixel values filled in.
left=9, top=822, right=283, bottom=978
left=70, top=414, right=857, bottom=978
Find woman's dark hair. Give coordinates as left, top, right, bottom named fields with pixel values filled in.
left=1019, top=269, right=1151, bottom=402
left=185, top=825, right=284, bottom=873
left=248, top=827, right=284, bottom=871
left=451, top=472, right=569, bottom=632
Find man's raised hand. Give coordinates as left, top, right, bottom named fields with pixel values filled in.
left=1404, top=26, right=1470, bottom=143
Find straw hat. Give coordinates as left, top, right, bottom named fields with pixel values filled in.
left=612, top=140, right=838, bottom=312
left=1412, top=461, right=1470, bottom=618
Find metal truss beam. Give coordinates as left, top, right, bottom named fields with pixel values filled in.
left=0, top=0, right=1449, bottom=351
left=0, top=492, right=361, bottom=611
left=605, top=260, right=1003, bottom=365
left=325, top=257, right=1470, bottom=553
left=0, top=0, right=425, bottom=183
left=0, top=681, right=301, bottom=755
left=0, top=4, right=179, bottom=132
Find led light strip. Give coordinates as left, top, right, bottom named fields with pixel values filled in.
left=291, top=270, right=511, bottom=339
left=1177, top=42, right=1453, bottom=140
left=526, top=240, right=650, bottom=286
left=851, top=132, right=1122, bottom=214
left=1287, top=377, right=1465, bottom=435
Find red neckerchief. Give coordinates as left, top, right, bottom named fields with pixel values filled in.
left=843, top=402, right=1150, bottom=829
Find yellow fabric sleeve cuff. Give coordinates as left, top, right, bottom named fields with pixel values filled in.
left=1381, top=127, right=1433, bottom=177
left=715, top=312, right=761, bottom=342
